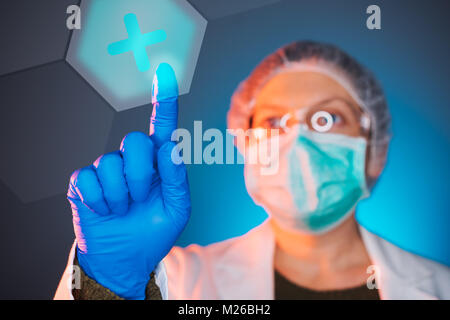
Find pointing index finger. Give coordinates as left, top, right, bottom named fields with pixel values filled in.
left=150, top=63, right=179, bottom=148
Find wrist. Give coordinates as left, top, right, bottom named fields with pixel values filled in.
left=76, top=245, right=149, bottom=300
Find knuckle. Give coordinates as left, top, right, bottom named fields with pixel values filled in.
left=69, top=169, right=81, bottom=186
left=76, top=166, right=97, bottom=188
left=94, top=151, right=122, bottom=170
left=68, top=169, right=82, bottom=199
left=68, top=167, right=98, bottom=202
left=120, top=131, right=150, bottom=151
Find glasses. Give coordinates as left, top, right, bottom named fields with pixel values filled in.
left=250, top=99, right=371, bottom=138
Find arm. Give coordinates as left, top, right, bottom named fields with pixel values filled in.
left=54, top=241, right=166, bottom=300
left=71, top=257, right=163, bottom=300
left=55, top=63, right=188, bottom=300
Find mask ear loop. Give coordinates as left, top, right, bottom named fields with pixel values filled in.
left=360, top=113, right=371, bottom=137
left=357, top=112, right=372, bottom=193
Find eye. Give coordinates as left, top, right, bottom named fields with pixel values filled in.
left=331, top=113, right=343, bottom=125
left=265, top=116, right=282, bottom=128
left=310, top=110, right=346, bottom=132
left=311, top=111, right=334, bottom=132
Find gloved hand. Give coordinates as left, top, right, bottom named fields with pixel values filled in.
left=67, top=63, right=190, bottom=300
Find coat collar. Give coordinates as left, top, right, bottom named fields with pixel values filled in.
left=214, top=219, right=437, bottom=299
left=359, top=225, right=437, bottom=299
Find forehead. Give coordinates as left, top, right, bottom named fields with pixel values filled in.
left=254, top=71, right=359, bottom=110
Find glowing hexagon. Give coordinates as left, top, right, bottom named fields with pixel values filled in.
left=67, top=0, right=207, bottom=111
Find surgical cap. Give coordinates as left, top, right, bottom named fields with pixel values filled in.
left=227, top=40, right=392, bottom=188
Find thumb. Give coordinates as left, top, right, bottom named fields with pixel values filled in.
left=150, top=63, right=179, bottom=148
left=157, top=141, right=191, bottom=230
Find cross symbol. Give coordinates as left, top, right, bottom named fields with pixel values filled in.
left=107, top=13, right=167, bottom=72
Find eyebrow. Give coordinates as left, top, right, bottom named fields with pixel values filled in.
left=254, top=102, right=292, bottom=110
left=256, top=97, right=360, bottom=113
left=312, top=97, right=362, bottom=118
left=311, top=97, right=358, bottom=109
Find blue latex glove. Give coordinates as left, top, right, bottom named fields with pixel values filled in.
left=67, top=63, right=190, bottom=300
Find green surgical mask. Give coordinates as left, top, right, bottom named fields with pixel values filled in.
left=287, top=127, right=369, bottom=233
left=244, top=125, right=369, bottom=234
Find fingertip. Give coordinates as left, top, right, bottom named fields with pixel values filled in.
left=150, top=64, right=179, bottom=145
left=152, top=63, right=179, bottom=104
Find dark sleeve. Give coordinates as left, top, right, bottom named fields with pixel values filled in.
left=72, top=256, right=163, bottom=300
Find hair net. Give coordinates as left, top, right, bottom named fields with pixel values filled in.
left=227, top=40, right=392, bottom=188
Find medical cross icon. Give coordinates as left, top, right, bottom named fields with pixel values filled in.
left=69, top=0, right=206, bottom=111
left=107, top=13, right=167, bottom=72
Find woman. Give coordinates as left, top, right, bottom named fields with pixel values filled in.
left=55, top=41, right=450, bottom=300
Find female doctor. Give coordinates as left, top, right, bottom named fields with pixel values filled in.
left=55, top=41, right=450, bottom=300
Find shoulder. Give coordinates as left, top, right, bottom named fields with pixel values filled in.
left=360, top=225, right=450, bottom=299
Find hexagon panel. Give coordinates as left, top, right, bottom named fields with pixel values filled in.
left=0, top=61, right=115, bottom=203
left=188, top=0, right=281, bottom=20
left=0, top=0, right=75, bottom=75
left=67, top=0, right=207, bottom=111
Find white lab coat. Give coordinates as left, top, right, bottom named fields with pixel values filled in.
left=54, top=219, right=450, bottom=300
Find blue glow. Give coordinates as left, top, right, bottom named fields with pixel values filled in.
left=107, top=14, right=167, bottom=72
left=67, top=0, right=207, bottom=111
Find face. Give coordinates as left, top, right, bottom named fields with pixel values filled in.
left=251, top=71, right=368, bottom=139
left=243, top=71, right=372, bottom=233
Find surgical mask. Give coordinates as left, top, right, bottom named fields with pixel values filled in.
left=244, top=125, right=369, bottom=234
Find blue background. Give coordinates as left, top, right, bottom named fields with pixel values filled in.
left=175, top=0, right=450, bottom=267
left=0, top=0, right=448, bottom=299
